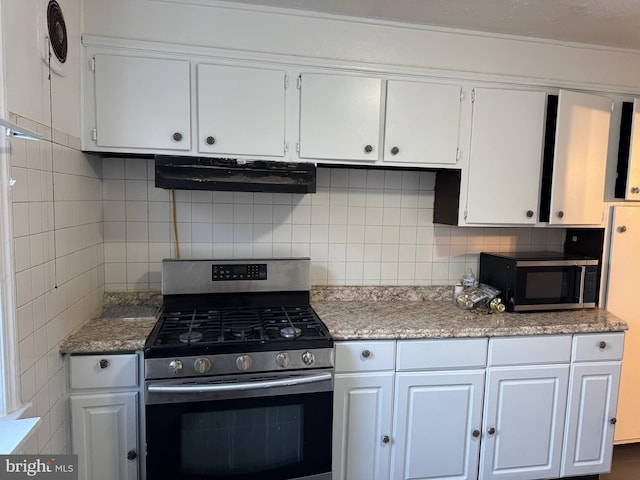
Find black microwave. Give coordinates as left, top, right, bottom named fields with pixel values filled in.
left=479, top=251, right=599, bottom=312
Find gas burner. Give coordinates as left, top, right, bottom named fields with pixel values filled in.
left=179, top=331, right=203, bottom=343
left=228, top=325, right=260, bottom=340
left=280, top=326, right=302, bottom=339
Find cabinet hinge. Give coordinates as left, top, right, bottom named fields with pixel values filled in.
left=90, top=57, right=95, bottom=72
left=456, top=148, right=461, bottom=162
left=611, top=102, right=615, bottom=113
left=284, top=141, right=289, bottom=153
left=284, top=75, right=289, bottom=90
left=464, top=208, right=468, bottom=220
left=471, top=89, right=476, bottom=103
left=296, top=142, right=300, bottom=154
left=460, top=88, right=464, bottom=102
left=91, top=128, right=97, bottom=141
left=297, top=75, right=302, bottom=90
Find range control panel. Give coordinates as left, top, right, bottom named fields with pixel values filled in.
left=212, top=263, right=267, bottom=281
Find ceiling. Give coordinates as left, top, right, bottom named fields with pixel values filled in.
left=220, top=0, right=640, bottom=50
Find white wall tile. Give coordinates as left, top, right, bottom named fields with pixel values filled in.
left=100, top=160, right=566, bottom=289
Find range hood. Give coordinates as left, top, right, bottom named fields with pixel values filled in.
left=155, top=155, right=316, bottom=194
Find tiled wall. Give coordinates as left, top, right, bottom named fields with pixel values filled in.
left=103, top=158, right=565, bottom=290
left=9, top=115, right=104, bottom=454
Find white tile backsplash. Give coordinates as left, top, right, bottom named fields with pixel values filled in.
left=103, top=159, right=565, bottom=290
left=9, top=124, right=104, bottom=454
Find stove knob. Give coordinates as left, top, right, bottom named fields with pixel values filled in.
left=236, top=355, right=253, bottom=371
left=168, top=359, right=183, bottom=375
left=276, top=352, right=291, bottom=368
left=301, top=351, right=315, bottom=366
left=194, top=357, right=211, bottom=374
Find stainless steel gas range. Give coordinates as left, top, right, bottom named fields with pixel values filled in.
left=143, top=258, right=333, bottom=480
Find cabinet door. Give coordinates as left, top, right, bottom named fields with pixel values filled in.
left=465, top=88, right=546, bottom=224
left=383, top=80, right=461, bottom=165
left=561, top=362, right=621, bottom=477
left=198, top=64, right=286, bottom=157
left=480, top=365, right=569, bottom=480
left=392, top=370, right=484, bottom=480
left=299, top=73, right=382, bottom=161
left=548, top=90, right=611, bottom=225
left=333, top=372, right=394, bottom=480
left=608, top=206, right=640, bottom=443
left=71, top=392, right=138, bottom=480
left=94, top=54, right=191, bottom=151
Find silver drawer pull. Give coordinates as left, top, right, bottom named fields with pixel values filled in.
left=99, top=359, right=110, bottom=369
left=361, top=350, right=371, bottom=359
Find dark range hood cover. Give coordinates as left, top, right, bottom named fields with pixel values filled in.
left=155, top=156, right=316, bottom=194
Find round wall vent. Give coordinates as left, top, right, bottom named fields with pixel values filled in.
left=47, top=0, right=67, bottom=64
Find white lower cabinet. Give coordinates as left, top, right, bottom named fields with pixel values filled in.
left=69, top=354, right=140, bottom=480
left=480, top=364, right=569, bottom=480
left=561, top=333, right=623, bottom=477
left=480, top=335, right=571, bottom=480
left=333, top=341, right=395, bottom=480
left=333, top=333, right=623, bottom=480
left=392, top=370, right=484, bottom=480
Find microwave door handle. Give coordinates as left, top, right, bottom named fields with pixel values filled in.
left=577, top=265, right=586, bottom=304
left=148, top=372, right=332, bottom=394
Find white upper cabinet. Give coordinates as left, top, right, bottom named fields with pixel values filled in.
left=465, top=88, right=546, bottom=225
left=546, top=90, right=612, bottom=225
left=383, top=80, right=462, bottom=165
left=298, top=73, right=383, bottom=161
left=93, top=54, right=191, bottom=151
left=197, top=64, right=286, bottom=157
left=298, top=73, right=464, bottom=166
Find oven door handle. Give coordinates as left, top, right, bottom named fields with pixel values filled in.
left=147, top=372, right=333, bottom=393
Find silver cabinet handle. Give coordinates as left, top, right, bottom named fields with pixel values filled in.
left=364, top=145, right=373, bottom=153
left=99, top=359, right=110, bottom=369
left=361, top=349, right=371, bottom=359
left=382, top=435, right=390, bottom=444
left=172, top=132, right=183, bottom=142
left=618, top=225, right=627, bottom=233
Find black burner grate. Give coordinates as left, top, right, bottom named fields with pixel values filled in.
left=152, top=305, right=327, bottom=347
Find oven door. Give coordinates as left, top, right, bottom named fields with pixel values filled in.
left=145, top=370, right=333, bottom=480
left=513, top=261, right=585, bottom=311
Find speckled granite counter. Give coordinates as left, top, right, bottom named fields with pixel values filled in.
left=311, top=286, right=627, bottom=340
left=59, top=293, right=161, bottom=354
left=60, top=287, right=627, bottom=354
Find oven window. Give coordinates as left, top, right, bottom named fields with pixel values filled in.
left=146, top=391, right=332, bottom=480
left=181, top=405, right=303, bottom=475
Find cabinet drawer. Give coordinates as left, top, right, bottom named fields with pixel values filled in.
left=396, top=338, right=487, bottom=370
left=70, top=354, right=138, bottom=389
left=488, top=335, right=572, bottom=366
left=572, top=333, right=624, bottom=362
left=335, top=341, right=395, bottom=372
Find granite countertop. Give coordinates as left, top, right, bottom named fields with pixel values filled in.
left=311, top=286, right=627, bottom=340
left=59, top=294, right=161, bottom=354
left=59, top=287, right=627, bottom=354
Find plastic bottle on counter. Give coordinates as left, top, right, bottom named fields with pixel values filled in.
left=462, top=268, right=476, bottom=289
